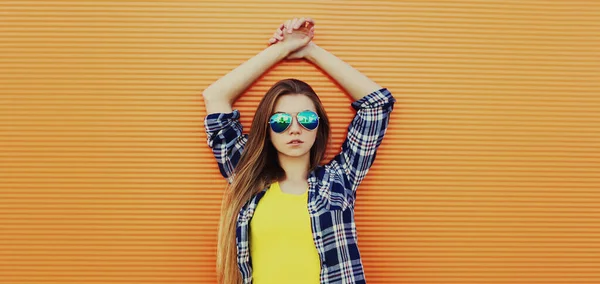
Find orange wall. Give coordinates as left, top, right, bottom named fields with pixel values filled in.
left=2, top=1, right=600, bottom=283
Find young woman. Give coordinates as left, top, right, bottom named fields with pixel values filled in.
left=203, top=17, right=396, bottom=284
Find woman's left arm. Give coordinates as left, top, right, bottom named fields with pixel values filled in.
left=269, top=26, right=395, bottom=198
left=303, top=42, right=383, bottom=101
left=303, top=43, right=395, bottom=200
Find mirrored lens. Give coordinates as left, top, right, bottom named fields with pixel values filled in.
left=298, top=110, right=319, bottom=130
left=269, top=113, right=292, bottom=133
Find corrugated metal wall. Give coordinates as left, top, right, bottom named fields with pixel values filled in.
left=1, top=1, right=599, bottom=283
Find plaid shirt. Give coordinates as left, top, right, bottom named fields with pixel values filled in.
left=204, top=87, right=396, bottom=283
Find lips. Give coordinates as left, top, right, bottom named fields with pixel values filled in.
left=288, top=139, right=304, bottom=144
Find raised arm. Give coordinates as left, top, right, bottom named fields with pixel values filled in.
left=269, top=28, right=396, bottom=200
left=304, top=42, right=382, bottom=101
left=203, top=17, right=315, bottom=115
left=203, top=44, right=287, bottom=114
left=203, top=17, right=315, bottom=183
left=302, top=42, right=396, bottom=201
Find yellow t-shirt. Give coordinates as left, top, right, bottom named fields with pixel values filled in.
left=249, top=181, right=321, bottom=284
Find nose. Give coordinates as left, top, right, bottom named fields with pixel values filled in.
left=287, top=116, right=302, bottom=133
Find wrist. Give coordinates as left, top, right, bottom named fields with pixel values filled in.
left=269, top=43, right=290, bottom=61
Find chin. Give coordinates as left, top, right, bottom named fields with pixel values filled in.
left=278, top=146, right=310, bottom=157
left=283, top=151, right=309, bottom=157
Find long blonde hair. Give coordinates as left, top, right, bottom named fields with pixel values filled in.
left=216, top=78, right=331, bottom=283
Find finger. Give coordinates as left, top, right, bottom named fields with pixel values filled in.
left=295, top=17, right=305, bottom=29
left=288, top=18, right=299, bottom=33
left=305, top=17, right=315, bottom=27
left=285, top=20, right=292, bottom=33
left=278, top=22, right=286, bottom=36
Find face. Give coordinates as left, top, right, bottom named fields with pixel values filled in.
left=268, top=94, right=319, bottom=158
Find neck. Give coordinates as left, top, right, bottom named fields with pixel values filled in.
left=277, top=151, right=310, bottom=182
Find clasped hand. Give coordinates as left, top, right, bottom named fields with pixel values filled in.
left=268, top=17, right=315, bottom=60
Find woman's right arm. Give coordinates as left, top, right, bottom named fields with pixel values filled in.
left=202, top=43, right=289, bottom=114
left=203, top=17, right=314, bottom=182
left=203, top=44, right=288, bottom=182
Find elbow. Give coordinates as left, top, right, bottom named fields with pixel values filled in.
left=202, top=90, right=219, bottom=104
left=201, top=88, right=214, bottom=101
left=203, top=90, right=234, bottom=106
left=202, top=83, right=219, bottom=99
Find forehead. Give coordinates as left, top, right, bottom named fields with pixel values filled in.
left=273, top=93, right=316, bottom=113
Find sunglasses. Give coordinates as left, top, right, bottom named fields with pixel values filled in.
left=269, top=110, right=320, bottom=133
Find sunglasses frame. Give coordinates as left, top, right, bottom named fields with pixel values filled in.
left=268, top=110, right=320, bottom=133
